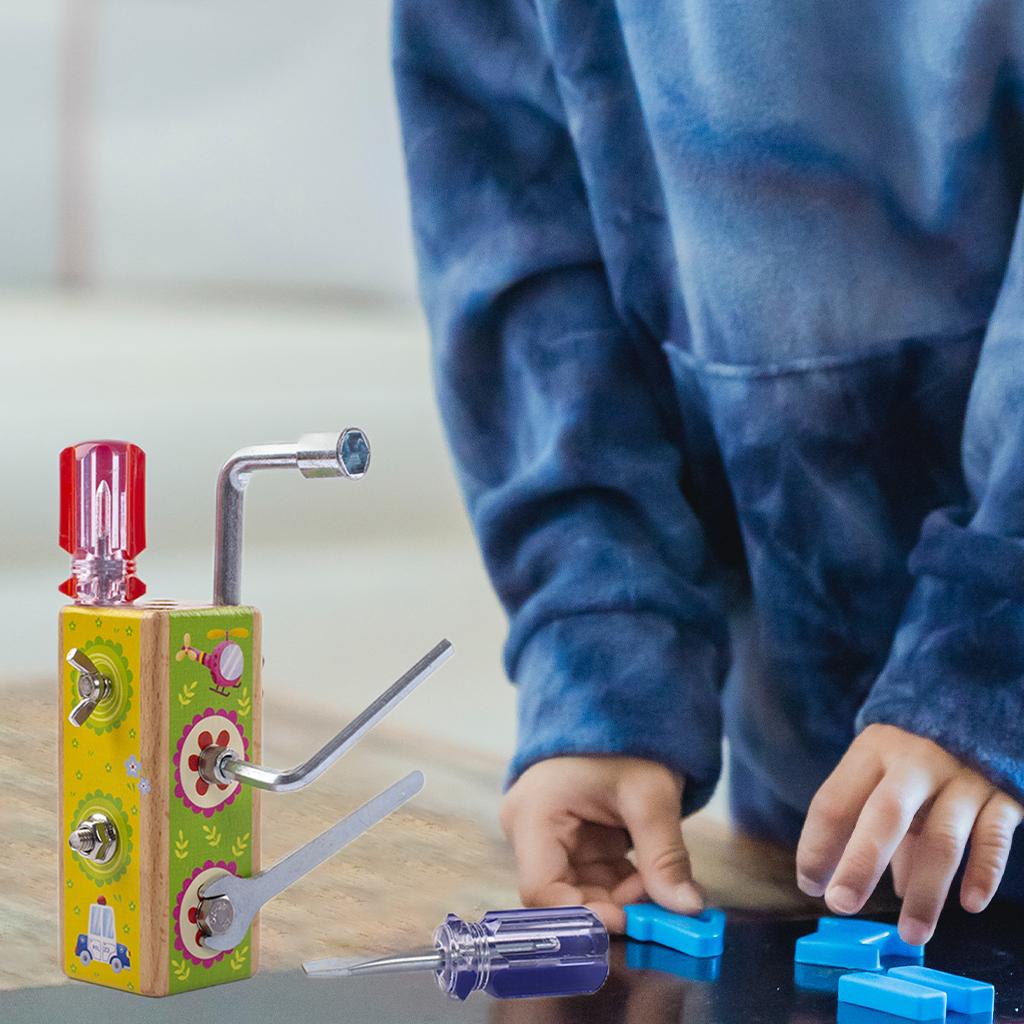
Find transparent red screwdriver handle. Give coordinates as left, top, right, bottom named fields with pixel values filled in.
left=59, top=440, right=146, bottom=605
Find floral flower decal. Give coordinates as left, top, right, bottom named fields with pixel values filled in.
left=125, top=755, right=141, bottom=777
left=191, top=733, right=229, bottom=797
left=174, top=709, right=248, bottom=817
left=173, top=860, right=237, bottom=966
left=139, top=778, right=151, bottom=795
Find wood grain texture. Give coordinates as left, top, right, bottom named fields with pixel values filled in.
left=56, top=612, right=66, bottom=981
left=250, top=607, right=262, bottom=976
left=138, top=609, right=169, bottom=995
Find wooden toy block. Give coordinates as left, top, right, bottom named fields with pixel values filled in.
left=60, top=603, right=262, bottom=995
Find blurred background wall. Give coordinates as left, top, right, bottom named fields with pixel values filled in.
left=0, top=1, right=514, bottom=759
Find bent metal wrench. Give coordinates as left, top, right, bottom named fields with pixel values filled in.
left=196, top=770, right=425, bottom=951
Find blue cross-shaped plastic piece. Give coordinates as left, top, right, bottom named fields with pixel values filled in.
left=625, top=940, right=722, bottom=981
left=795, top=917, right=924, bottom=970
left=624, top=904, right=726, bottom=958
left=838, top=972, right=947, bottom=1020
left=888, top=965, right=995, bottom=1016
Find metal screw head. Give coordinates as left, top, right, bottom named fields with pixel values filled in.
left=77, top=675, right=99, bottom=701
left=68, top=825, right=95, bottom=855
left=197, top=896, right=235, bottom=938
left=68, top=813, right=118, bottom=864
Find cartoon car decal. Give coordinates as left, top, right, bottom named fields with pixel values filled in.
left=75, top=896, right=131, bottom=973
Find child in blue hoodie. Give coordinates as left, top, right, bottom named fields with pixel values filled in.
left=392, top=0, right=1024, bottom=944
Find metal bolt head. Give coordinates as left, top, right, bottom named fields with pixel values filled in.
left=197, top=895, right=235, bottom=938
left=68, top=813, right=117, bottom=864
left=68, top=824, right=95, bottom=855
left=77, top=675, right=99, bottom=701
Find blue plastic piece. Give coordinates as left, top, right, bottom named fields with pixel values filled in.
left=624, top=905, right=726, bottom=958
left=839, top=1003, right=927, bottom=1024
left=819, top=917, right=924, bottom=958
left=795, top=918, right=924, bottom=970
left=839, top=972, right=947, bottom=1020
left=797, top=934, right=886, bottom=971
left=888, top=966, right=995, bottom=1016
left=819, top=921, right=925, bottom=958
left=794, top=962, right=848, bottom=993
left=625, top=940, right=721, bottom=981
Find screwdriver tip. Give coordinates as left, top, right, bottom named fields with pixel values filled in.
left=303, top=957, right=361, bottom=978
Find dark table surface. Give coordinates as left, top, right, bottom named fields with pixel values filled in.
left=6, top=905, right=1022, bottom=1024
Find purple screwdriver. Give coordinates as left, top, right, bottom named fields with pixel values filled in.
left=303, top=906, right=609, bottom=1001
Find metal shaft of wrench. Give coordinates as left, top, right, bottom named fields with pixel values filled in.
left=197, top=770, right=425, bottom=951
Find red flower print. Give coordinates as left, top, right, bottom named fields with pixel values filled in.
left=186, top=729, right=232, bottom=796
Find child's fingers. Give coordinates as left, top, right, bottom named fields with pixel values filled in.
left=510, top=812, right=585, bottom=908
left=610, top=871, right=648, bottom=906
left=618, top=780, right=703, bottom=915
left=797, top=749, right=884, bottom=896
left=896, top=779, right=988, bottom=945
left=583, top=899, right=628, bottom=933
left=568, top=862, right=635, bottom=932
left=576, top=854, right=635, bottom=892
left=890, top=833, right=915, bottom=898
left=824, top=766, right=933, bottom=915
left=960, top=793, right=1024, bottom=912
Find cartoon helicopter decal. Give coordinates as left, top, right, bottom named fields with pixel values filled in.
left=177, top=628, right=249, bottom=697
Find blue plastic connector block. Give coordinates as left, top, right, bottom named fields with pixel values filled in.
left=625, top=940, right=721, bottom=982
left=838, top=971, right=947, bottom=1020
left=795, top=918, right=924, bottom=970
left=623, top=905, right=726, bottom=958
left=888, top=966, right=995, bottom=1016
left=794, top=962, right=848, bottom=993
left=838, top=1002, right=929, bottom=1024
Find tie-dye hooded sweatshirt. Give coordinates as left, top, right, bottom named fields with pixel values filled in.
left=392, top=1, right=1024, bottom=856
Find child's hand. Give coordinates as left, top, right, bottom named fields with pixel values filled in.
left=500, top=755, right=703, bottom=932
left=797, top=724, right=1023, bottom=944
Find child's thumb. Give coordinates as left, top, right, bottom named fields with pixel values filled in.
left=621, top=782, right=704, bottom=916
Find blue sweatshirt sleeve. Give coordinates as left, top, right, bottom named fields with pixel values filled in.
left=858, top=196, right=1024, bottom=803
left=392, top=0, right=729, bottom=812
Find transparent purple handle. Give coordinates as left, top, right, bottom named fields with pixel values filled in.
left=435, top=906, right=609, bottom=1001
